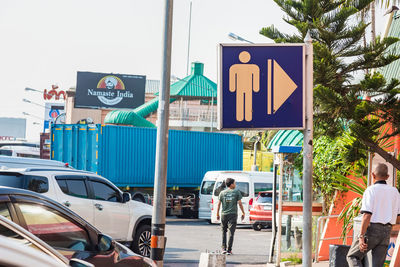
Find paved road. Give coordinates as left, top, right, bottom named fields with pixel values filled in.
left=164, top=217, right=272, bottom=265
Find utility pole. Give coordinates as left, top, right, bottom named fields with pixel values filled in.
left=150, top=1, right=174, bottom=266
left=302, top=30, right=314, bottom=267
left=186, top=1, right=192, bottom=76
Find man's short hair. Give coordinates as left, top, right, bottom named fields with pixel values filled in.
left=225, top=178, right=235, bottom=187
left=374, top=163, right=389, bottom=178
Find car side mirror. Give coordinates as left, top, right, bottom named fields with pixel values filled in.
left=97, top=234, right=114, bottom=252
left=122, top=192, right=131, bottom=203
left=69, top=258, right=94, bottom=267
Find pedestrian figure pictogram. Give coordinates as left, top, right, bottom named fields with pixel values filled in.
left=229, top=51, right=260, bottom=122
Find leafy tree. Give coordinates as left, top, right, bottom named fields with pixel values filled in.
left=294, top=130, right=368, bottom=214
left=260, top=0, right=400, bottom=170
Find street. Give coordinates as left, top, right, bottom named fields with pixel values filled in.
left=164, top=217, right=272, bottom=265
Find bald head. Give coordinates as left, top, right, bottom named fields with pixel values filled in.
left=373, top=163, right=389, bottom=180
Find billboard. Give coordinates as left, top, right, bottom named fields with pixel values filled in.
left=75, top=71, right=146, bottom=109
left=0, top=118, right=26, bottom=139
left=43, top=103, right=65, bottom=131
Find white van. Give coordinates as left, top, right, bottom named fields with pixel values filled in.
left=198, top=171, right=221, bottom=221
left=211, top=171, right=273, bottom=225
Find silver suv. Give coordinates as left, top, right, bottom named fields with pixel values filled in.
left=0, top=167, right=152, bottom=257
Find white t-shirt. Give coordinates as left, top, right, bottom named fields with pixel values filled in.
left=361, top=181, right=400, bottom=225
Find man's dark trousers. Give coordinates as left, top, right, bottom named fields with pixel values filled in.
left=347, top=223, right=392, bottom=267
left=221, top=213, right=237, bottom=251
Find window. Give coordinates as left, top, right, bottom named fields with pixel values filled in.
left=56, top=179, right=68, bottom=194
left=201, top=181, right=215, bottom=195
left=55, top=178, right=88, bottom=199
left=0, top=212, right=41, bottom=252
left=90, top=181, right=120, bottom=202
left=0, top=203, right=11, bottom=221
left=256, top=192, right=273, bottom=203
left=213, top=181, right=249, bottom=197
left=236, top=182, right=249, bottom=197
left=213, top=181, right=226, bottom=196
left=17, top=203, right=90, bottom=252
left=0, top=149, right=12, bottom=156
left=0, top=174, right=48, bottom=193
left=254, top=183, right=273, bottom=195
left=0, top=203, right=16, bottom=238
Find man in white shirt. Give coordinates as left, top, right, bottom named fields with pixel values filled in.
left=347, top=163, right=400, bottom=267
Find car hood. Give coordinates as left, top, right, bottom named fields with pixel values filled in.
left=130, top=200, right=153, bottom=215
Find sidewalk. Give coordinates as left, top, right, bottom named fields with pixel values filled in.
left=164, top=261, right=330, bottom=266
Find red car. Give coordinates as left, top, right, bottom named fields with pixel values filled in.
left=249, top=191, right=273, bottom=231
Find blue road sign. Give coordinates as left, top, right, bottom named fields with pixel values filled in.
left=218, top=44, right=305, bottom=130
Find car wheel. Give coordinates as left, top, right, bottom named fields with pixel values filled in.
left=252, top=223, right=263, bottom=231
left=132, top=225, right=151, bottom=257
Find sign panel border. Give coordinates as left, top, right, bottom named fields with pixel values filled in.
left=217, top=43, right=306, bottom=131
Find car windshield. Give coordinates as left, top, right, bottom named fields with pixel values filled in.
left=254, top=183, right=273, bottom=195
left=257, top=192, right=273, bottom=203
left=0, top=173, right=48, bottom=193
left=213, top=181, right=249, bottom=197
left=201, top=180, right=215, bottom=195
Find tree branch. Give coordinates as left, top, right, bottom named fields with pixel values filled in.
left=362, top=138, right=400, bottom=170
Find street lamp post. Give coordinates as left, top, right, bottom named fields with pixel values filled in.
left=186, top=1, right=192, bottom=76
left=25, top=87, right=44, bottom=93
left=22, top=112, right=43, bottom=121
left=228, top=32, right=254, bottom=44
left=22, top=98, right=46, bottom=108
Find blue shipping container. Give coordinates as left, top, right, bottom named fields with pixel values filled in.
left=51, top=124, right=243, bottom=187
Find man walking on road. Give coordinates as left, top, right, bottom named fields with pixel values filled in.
left=216, top=177, right=245, bottom=255
left=347, top=163, right=400, bottom=267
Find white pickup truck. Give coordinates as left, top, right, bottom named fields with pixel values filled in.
left=0, top=167, right=152, bottom=257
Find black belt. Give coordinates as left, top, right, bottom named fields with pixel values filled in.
left=371, top=222, right=392, bottom=226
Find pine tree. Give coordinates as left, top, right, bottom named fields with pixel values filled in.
left=260, top=0, right=400, bottom=169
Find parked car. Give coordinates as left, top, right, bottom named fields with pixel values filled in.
left=211, top=171, right=273, bottom=224
left=249, top=191, right=304, bottom=232
left=0, top=167, right=152, bottom=257
left=249, top=191, right=273, bottom=231
left=0, top=186, right=156, bottom=266
left=0, top=215, right=93, bottom=267
left=0, top=236, right=71, bottom=267
left=0, top=155, right=68, bottom=168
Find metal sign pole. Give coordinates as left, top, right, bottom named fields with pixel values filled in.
left=151, top=1, right=173, bottom=266
left=276, top=153, right=284, bottom=266
left=302, top=31, right=314, bottom=267
left=268, top=161, right=278, bottom=263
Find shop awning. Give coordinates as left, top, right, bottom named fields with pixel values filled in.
left=267, top=130, right=303, bottom=153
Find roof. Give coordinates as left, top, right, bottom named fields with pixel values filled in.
left=267, top=130, right=303, bottom=152
left=381, top=11, right=400, bottom=83
left=133, top=97, right=176, bottom=118
left=155, top=62, right=217, bottom=99
left=104, top=110, right=156, bottom=128
left=0, top=155, right=67, bottom=168
left=104, top=61, right=216, bottom=125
